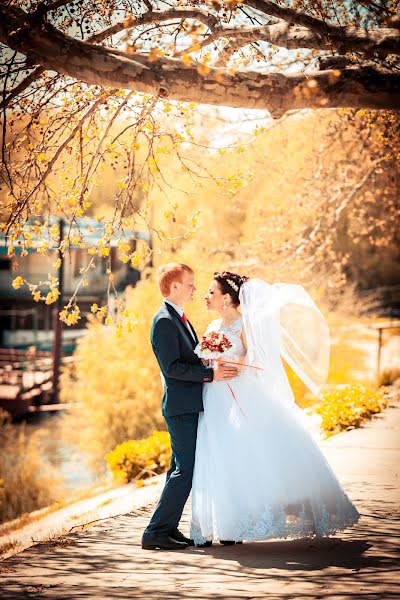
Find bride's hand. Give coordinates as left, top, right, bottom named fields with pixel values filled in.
left=235, top=355, right=246, bottom=374
left=201, top=358, right=210, bottom=366
left=223, top=355, right=245, bottom=374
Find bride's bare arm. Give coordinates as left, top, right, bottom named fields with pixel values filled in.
left=241, top=327, right=248, bottom=354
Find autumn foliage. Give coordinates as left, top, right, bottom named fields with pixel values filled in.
left=106, top=431, right=171, bottom=484
left=316, top=384, right=388, bottom=436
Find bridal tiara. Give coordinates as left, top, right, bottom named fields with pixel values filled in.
left=226, top=278, right=239, bottom=292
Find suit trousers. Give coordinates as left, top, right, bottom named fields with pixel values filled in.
left=144, top=412, right=199, bottom=535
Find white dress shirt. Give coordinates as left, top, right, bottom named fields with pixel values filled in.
left=165, top=299, right=196, bottom=341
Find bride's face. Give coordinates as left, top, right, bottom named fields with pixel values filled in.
left=205, top=280, right=228, bottom=313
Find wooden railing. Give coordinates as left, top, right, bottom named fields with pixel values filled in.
left=0, top=348, right=75, bottom=419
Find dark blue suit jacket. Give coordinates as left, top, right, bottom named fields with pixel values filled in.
left=150, top=301, right=214, bottom=417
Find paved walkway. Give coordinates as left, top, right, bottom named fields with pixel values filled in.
left=1, top=403, right=399, bottom=599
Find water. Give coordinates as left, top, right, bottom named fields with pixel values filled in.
left=24, top=412, right=100, bottom=495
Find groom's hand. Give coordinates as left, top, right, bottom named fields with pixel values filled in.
left=213, top=363, right=239, bottom=381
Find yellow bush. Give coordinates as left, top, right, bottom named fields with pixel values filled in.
left=60, top=278, right=165, bottom=471
left=316, top=384, right=387, bottom=436
left=106, top=431, right=171, bottom=483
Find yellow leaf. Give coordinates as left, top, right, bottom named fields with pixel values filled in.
left=45, top=292, right=55, bottom=305
left=131, top=255, right=140, bottom=267
left=197, top=63, right=210, bottom=76
left=12, top=276, right=24, bottom=289
left=149, top=47, right=164, bottom=62
left=181, top=55, right=192, bottom=66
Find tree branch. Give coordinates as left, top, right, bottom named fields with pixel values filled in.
left=176, top=21, right=333, bottom=61
left=243, top=0, right=336, bottom=34
left=85, top=8, right=219, bottom=44
left=242, top=0, right=400, bottom=56
left=2, top=50, right=16, bottom=193
left=52, top=2, right=400, bottom=57
left=32, top=0, right=76, bottom=17
left=0, top=4, right=399, bottom=117
left=1, top=7, right=206, bottom=109
left=6, top=92, right=112, bottom=234
left=0, top=65, right=45, bottom=110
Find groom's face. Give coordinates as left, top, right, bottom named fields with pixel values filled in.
left=174, top=271, right=196, bottom=304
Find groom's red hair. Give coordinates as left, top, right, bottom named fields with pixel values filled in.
left=158, top=263, right=194, bottom=296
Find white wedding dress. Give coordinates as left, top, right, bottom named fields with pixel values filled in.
left=190, top=295, right=359, bottom=544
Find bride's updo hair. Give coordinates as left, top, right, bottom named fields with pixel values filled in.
left=213, top=271, right=249, bottom=307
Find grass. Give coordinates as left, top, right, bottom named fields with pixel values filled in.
left=0, top=412, right=65, bottom=525
left=378, top=367, right=400, bottom=387
left=0, top=480, right=113, bottom=537
left=0, top=539, right=21, bottom=557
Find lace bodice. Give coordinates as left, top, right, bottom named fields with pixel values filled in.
left=205, top=316, right=245, bottom=356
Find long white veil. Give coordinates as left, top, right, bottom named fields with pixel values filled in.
left=239, top=279, right=330, bottom=398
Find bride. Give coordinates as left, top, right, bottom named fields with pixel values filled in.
left=190, top=271, right=359, bottom=545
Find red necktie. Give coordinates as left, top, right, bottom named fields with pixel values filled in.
left=182, top=313, right=195, bottom=340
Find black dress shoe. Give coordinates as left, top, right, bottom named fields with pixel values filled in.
left=195, top=541, right=212, bottom=548
left=170, top=529, right=195, bottom=546
left=141, top=533, right=189, bottom=550
left=220, top=540, right=236, bottom=545
left=219, top=540, right=243, bottom=545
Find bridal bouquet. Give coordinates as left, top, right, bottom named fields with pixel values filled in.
left=194, top=331, right=234, bottom=360
left=195, top=330, right=246, bottom=417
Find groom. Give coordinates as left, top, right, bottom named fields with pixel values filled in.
left=141, top=263, right=238, bottom=550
